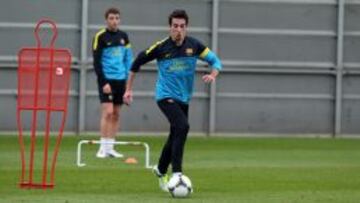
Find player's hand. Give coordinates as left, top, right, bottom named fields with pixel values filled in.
left=202, top=74, right=216, bottom=83
left=123, top=90, right=133, bottom=105
left=103, top=83, right=112, bottom=94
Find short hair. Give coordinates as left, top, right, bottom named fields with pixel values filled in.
left=168, top=9, right=189, bottom=26
left=105, top=7, right=120, bottom=19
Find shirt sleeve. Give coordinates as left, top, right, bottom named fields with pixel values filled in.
left=92, top=31, right=108, bottom=87
left=196, top=40, right=222, bottom=71
left=130, top=40, right=162, bottom=72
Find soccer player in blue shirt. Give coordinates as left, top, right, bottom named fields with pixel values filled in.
left=92, top=8, right=133, bottom=158
left=123, top=9, right=222, bottom=191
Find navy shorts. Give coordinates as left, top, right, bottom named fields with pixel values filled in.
left=98, top=79, right=126, bottom=105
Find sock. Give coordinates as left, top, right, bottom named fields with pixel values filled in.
left=99, top=138, right=107, bottom=151
left=173, top=172, right=182, bottom=177
left=103, top=138, right=112, bottom=152
left=108, top=138, right=115, bottom=151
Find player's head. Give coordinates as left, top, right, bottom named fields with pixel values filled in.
left=105, top=7, right=121, bottom=31
left=168, top=9, right=188, bottom=45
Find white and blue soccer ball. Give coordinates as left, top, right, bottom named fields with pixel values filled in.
left=167, top=174, right=193, bottom=198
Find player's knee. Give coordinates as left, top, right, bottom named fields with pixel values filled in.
left=184, top=122, right=190, bottom=132
left=173, top=121, right=189, bottom=134
left=101, top=104, right=114, bottom=120
left=112, top=111, right=120, bottom=122
left=102, top=110, right=113, bottom=121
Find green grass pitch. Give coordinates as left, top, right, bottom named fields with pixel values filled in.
left=1, top=135, right=360, bottom=202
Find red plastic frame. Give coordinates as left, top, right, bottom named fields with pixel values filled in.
left=17, top=19, right=72, bottom=189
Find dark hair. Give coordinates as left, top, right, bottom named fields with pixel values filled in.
left=105, top=7, right=120, bottom=19
left=168, top=9, right=189, bottom=25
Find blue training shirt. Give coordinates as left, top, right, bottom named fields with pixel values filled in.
left=92, top=28, right=133, bottom=87
left=131, top=36, right=222, bottom=104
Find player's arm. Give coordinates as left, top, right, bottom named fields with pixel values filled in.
left=123, top=43, right=159, bottom=104
left=92, top=32, right=110, bottom=92
left=198, top=46, right=222, bottom=83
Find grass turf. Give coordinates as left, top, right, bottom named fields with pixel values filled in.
left=1, top=135, right=360, bottom=202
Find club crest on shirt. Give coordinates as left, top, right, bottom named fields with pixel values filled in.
left=120, top=38, right=125, bottom=45
left=186, top=48, right=193, bottom=56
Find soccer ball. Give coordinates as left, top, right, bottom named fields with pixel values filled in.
left=167, top=174, right=193, bottom=198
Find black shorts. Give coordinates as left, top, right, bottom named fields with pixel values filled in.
left=98, top=79, right=126, bottom=105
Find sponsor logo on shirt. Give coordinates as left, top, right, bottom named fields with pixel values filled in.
left=112, top=49, right=120, bottom=56
left=168, top=60, right=189, bottom=72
